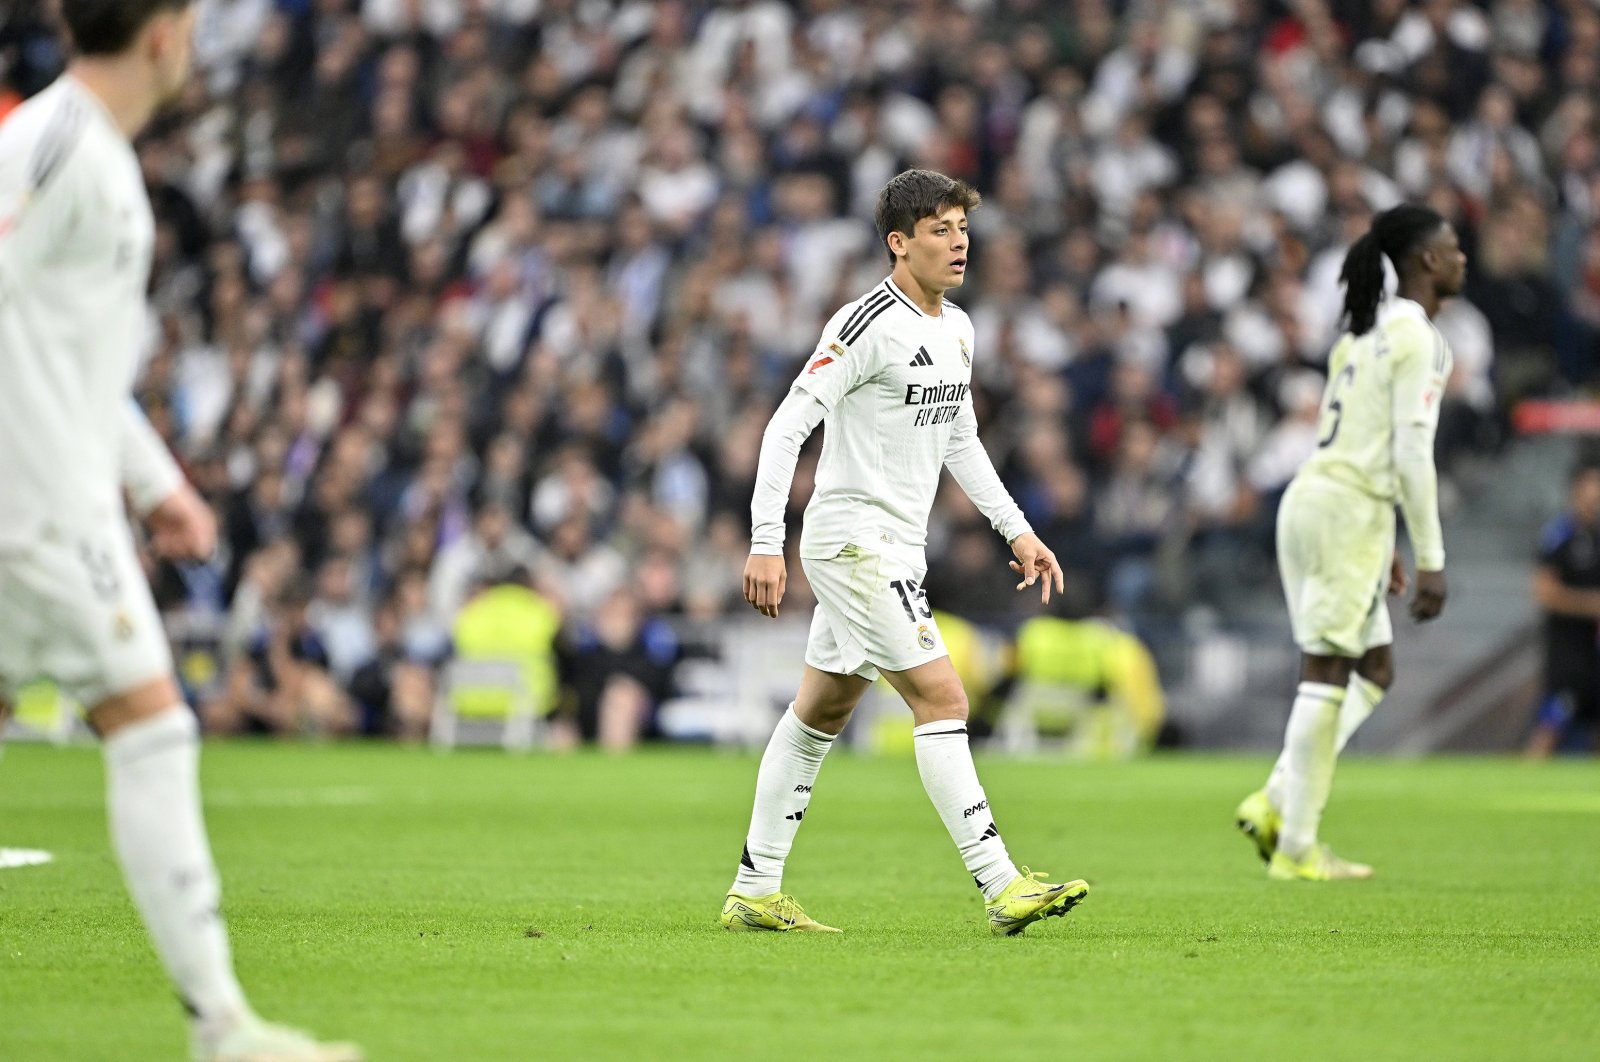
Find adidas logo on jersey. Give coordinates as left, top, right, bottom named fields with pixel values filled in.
left=909, top=346, right=934, bottom=367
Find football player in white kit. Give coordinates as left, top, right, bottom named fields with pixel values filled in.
left=1235, top=204, right=1466, bottom=881
left=0, top=3, right=358, bottom=1058
left=719, top=170, right=1089, bottom=936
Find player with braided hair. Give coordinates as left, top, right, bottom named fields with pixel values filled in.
left=1235, top=205, right=1468, bottom=881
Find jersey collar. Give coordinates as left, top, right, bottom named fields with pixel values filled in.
left=60, top=73, right=126, bottom=142
left=1383, top=296, right=1428, bottom=323
left=883, top=276, right=941, bottom=319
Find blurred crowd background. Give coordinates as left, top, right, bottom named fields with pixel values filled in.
left=3, top=0, right=1598, bottom=746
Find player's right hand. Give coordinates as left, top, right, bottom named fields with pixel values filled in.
left=146, top=483, right=217, bottom=561
left=1411, top=569, right=1447, bottom=622
left=744, top=554, right=788, bottom=619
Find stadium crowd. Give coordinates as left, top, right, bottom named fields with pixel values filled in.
left=3, top=0, right=1598, bottom=742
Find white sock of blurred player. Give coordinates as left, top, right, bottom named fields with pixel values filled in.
left=1267, top=674, right=1383, bottom=809
left=732, top=706, right=835, bottom=896
left=1276, top=681, right=1346, bottom=857
left=104, top=709, right=249, bottom=1027
left=913, top=719, right=1019, bottom=901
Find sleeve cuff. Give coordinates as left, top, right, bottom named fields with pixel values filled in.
left=126, top=462, right=184, bottom=516
left=1003, top=520, right=1034, bottom=544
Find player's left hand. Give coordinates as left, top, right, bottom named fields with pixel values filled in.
left=1008, top=532, right=1064, bottom=605
left=145, top=484, right=217, bottom=561
left=1388, top=554, right=1408, bottom=596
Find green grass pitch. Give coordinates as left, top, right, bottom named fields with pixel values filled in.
left=2, top=742, right=1598, bottom=1060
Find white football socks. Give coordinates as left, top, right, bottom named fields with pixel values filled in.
left=103, top=709, right=248, bottom=1024
left=731, top=706, right=836, bottom=897
left=1335, top=674, right=1385, bottom=751
left=1266, top=673, right=1385, bottom=809
left=1275, top=681, right=1345, bottom=858
left=913, top=719, right=1018, bottom=901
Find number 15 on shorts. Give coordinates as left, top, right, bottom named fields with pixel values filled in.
left=891, top=578, right=932, bottom=622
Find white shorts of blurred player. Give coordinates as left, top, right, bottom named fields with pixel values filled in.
left=801, top=544, right=949, bottom=682
left=1277, top=477, right=1395, bottom=659
left=0, top=520, right=173, bottom=709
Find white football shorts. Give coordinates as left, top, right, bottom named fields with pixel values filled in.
left=0, top=519, right=173, bottom=708
left=801, top=544, right=948, bottom=681
left=1277, top=477, right=1395, bottom=658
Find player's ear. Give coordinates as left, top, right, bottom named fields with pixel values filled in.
left=886, top=231, right=907, bottom=259
left=141, top=11, right=170, bottom=63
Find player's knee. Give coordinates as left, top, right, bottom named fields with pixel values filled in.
left=807, top=698, right=857, bottom=730
left=87, top=675, right=185, bottom=737
left=926, top=682, right=969, bottom=723
left=1358, top=648, right=1394, bottom=689
left=1300, top=655, right=1352, bottom=686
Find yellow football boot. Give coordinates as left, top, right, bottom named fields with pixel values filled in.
left=986, top=868, right=1089, bottom=937
left=1267, top=844, right=1374, bottom=881
left=1235, top=788, right=1281, bottom=864
left=721, top=891, right=842, bottom=932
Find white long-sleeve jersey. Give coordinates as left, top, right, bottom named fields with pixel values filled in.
left=1296, top=297, right=1452, bottom=570
left=0, top=77, right=181, bottom=550
left=750, top=277, right=1031, bottom=565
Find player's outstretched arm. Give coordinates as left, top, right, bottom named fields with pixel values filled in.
left=746, top=388, right=826, bottom=618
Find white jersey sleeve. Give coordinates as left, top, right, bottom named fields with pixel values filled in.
left=1389, top=314, right=1450, bottom=570
left=121, top=401, right=186, bottom=516
left=749, top=389, right=827, bottom=556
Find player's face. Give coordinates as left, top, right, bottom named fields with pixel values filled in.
left=899, top=207, right=970, bottom=292
left=1424, top=224, right=1468, bottom=298
left=149, top=5, right=199, bottom=106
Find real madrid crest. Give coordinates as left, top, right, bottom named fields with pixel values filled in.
left=958, top=337, right=971, bottom=367
left=917, top=625, right=936, bottom=650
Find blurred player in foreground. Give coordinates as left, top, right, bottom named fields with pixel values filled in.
left=720, top=170, right=1088, bottom=936
left=1236, top=204, right=1466, bottom=881
left=0, top=2, right=358, bottom=1057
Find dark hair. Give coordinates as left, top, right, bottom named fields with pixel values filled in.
left=873, top=169, right=981, bottom=264
left=60, top=0, right=189, bottom=57
left=1339, top=204, right=1447, bottom=336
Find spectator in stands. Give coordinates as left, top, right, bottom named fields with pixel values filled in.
left=562, top=588, right=680, bottom=751
left=447, top=568, right=565, bottom=746
left=428, top=500, right=544, bottom=622
left=1095, top=419, right=1180, bottom=618
left=1527, top=463, right=1600, bottom=758
left=996, top=584, right=1165, bottom=759
left=206, top=580, right=357, bottom=738
left=349, top=594, right=435, bottom=742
